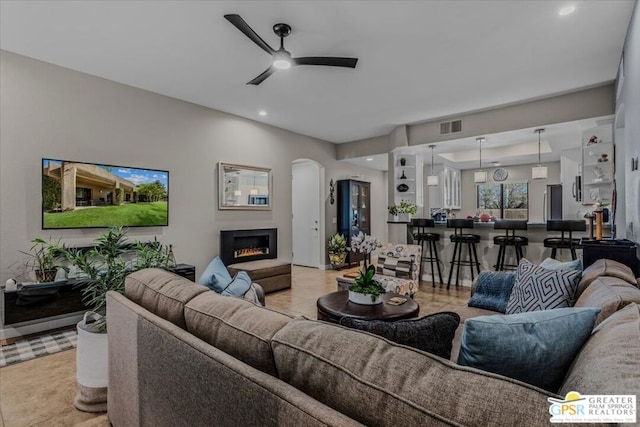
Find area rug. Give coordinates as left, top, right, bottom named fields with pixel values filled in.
left=0, top=329, right=77, bottom=368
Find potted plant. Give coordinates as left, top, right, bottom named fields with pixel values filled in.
left=388, top=204, right=400, bottom=221
left=348, top=265, right=385, bottom=305
left=20, top=237, right=65, bottom=283
left=327, top=233, right=347, bottom=268
left=397, top=200, right=418, bottom=221
left=59, top=226, right=173, bottom=412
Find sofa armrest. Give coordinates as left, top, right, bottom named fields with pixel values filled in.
left=253, top=283, right=266, bottom=306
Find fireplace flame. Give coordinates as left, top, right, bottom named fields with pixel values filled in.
left=235, top=247, right=269, bottom=258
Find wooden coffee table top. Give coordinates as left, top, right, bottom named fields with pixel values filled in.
left=316, top=291, right=420, bottom=324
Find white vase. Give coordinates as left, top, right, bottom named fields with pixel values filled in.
left=398, top=213, right=410, bottom=222
left=75, top=312, right=108, bottom=412
left=348, top=290, right=383, bottom=305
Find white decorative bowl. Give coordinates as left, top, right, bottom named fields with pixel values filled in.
left=348, top=290, right=383, bottom=305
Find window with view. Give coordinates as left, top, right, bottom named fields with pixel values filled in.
left=477, top=182, right=528, bottom=220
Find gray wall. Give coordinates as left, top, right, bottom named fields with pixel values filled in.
left=617, top=2, right=640, bottom=247
left=0, top=50, right=387, bottom=281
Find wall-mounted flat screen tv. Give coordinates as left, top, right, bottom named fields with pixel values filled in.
left=42, top=158, right=169, bottom=229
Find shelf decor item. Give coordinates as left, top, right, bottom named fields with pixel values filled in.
left=400, top=157, right=407, bottom=166
left=397, top=183, right=409, bottom=192
left=532, top=128, right=548, bottom=180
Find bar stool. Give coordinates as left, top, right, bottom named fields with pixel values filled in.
left=544, top=220, right=586, bottom=260
left=411, top=218, right=443, bottom=287
left=493, top=220, right=528, bottom=271
left=447, top=219, right=481, bottom=289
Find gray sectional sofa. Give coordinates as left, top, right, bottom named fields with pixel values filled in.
left=107, top=260, right=640, bottom=426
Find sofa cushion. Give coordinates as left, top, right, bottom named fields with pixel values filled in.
left=272, top=319, right=556, bottom=426
left=198, top=256, right=233, bottom=292
left=506, top=259, right=581, bottom=314
left=125, top=268, right=208, bottom=329
left=184, top=291, right=292, bottom=376
left=560, top=303, right=640, bottom=396
left=468, top=271, right=516, bottom=313
left=339, top=312, right=460, bottom=359
left=220, top=271, right=252, bottom=297
left=577, top=258, right=638, bottom=299
left=540, top=257, right=582, bottom=272
left=457, top=307, right=599, bottom=392
left=574, top=276, right=640, bottom=326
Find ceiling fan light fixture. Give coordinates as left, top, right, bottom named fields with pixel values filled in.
left=272, top=50, right=292, bottom=69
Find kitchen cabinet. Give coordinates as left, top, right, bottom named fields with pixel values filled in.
left=442, top=166, right=461, bottom=209
left=582, top=123, right=614, bottom=206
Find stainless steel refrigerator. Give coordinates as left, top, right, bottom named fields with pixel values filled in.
left=546, top=184, right=563, bottom=221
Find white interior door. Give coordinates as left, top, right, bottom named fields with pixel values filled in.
left=292, top=161, right=320, bottom=267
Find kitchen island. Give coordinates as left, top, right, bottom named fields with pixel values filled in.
left=387, top=220, right=609, bottom=286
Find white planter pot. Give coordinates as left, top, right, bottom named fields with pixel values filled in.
left=76, top=316, right=108, bottom=388
left=348, top=290, right=383, bottom=305
left=398, top=213, right=411, bottom=222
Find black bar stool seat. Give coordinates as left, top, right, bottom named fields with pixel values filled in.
left=544, top=220, right=586, bottom=260
left=493, top=220, right=528, bottom=271
left=411, top=218, right=443, bottom=287
left=446, top=219, right=481, bottom=289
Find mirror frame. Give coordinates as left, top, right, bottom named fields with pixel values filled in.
left=218, top=162, right=272, bottom=211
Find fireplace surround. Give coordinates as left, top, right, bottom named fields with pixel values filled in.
left=220, top=228, right=277, bottom=266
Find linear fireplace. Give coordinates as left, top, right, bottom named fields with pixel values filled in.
left=220, top=228, right=277, bottom=265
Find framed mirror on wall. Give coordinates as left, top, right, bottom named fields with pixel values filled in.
left=218, top=162, right=272, bottom=210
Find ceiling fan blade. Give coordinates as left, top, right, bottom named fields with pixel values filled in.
left=247, top=67, right=276, bottom=85
left=293, top=57, right=358, bottom=68
left=224, top=14, right=275, bottom=55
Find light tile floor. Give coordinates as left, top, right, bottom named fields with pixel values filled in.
left=0, top=266, right=470, bottom=427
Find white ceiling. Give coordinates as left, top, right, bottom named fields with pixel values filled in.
left=0, top=1, right=634, bottom=143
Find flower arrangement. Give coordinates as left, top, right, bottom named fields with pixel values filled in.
left=348, top=231, right=381, bottom=269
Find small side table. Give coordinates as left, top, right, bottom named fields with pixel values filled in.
left=166, top=264, right=196, bottom=282
left=317, top=290, right=420, bottom=324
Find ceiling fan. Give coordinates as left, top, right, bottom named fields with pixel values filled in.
left=224, top=14, right=358, bottom=85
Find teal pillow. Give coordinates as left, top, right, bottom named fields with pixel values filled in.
left=457, top=307, right=600, bottom=392
left=221, top=271, right=252, bottom=297
left=198, top=256, right=232, bottom=292
left=540, top=257, right=583, bottom=272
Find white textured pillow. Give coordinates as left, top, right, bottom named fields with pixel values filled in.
left=506, top=259, right=582, bottom=314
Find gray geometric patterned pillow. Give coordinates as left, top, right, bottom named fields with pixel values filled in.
left=506, top=259, right=581, bottom=314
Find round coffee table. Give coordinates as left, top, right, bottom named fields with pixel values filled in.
left=316, top=291, right=420, bottom=324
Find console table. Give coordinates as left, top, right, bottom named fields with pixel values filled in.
left=581, top=239, right=639, bottom=276
left=166, top=264, right=196, bottom=282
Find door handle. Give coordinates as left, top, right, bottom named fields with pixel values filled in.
left=572, top=182, right=576, bottom=198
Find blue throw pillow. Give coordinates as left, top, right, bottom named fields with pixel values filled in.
left=468, top=271, right=516, bottom=313
left=221, top=271, right=252, bottom=297
left=457, top=307, right=600, bottom=392
left=540, top=257, right=583, bottom=272
left=198, top=256, right=232, bottom=292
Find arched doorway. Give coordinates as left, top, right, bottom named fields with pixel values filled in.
left=291, top=159, right=325, bottom=268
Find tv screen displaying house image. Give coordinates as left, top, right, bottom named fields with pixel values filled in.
left=42, top=158, right=169, bottom=229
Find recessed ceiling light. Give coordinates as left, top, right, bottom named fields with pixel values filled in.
left=366, top=158, right=373, bottom=161
left=258, top=111, right=267, bottom=116
left=558, top=5, right=576, bottom=16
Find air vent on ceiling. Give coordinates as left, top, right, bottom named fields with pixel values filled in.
left=440, top=119, right=463, bottom=135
